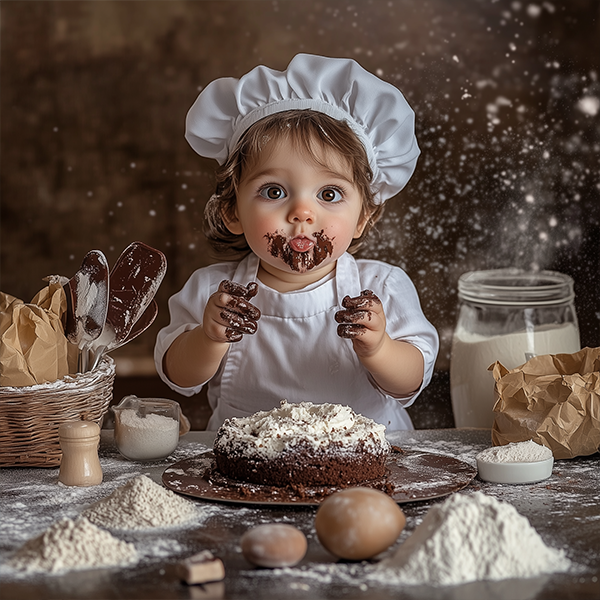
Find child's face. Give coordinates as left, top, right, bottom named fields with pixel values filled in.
left=228, top=137, right=369, bottom=284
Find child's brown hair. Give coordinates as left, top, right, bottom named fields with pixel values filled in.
left=203, top=110, right=384, bottom=259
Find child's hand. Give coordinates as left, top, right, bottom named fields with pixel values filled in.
left=204, top=280, right=261, bottom=343
left=335, top=290, right=386, bottom=357
left=335, top=290, right=424, bottom=396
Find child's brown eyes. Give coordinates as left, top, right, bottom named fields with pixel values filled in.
left=257, top=185, right=343, bottom=202
left=259, top=185, right=287, bottom=200
left=318, top=187, right=343, bottom=203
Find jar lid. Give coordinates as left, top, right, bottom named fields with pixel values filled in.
left=457, top=269, right=575, bottom=306
left=58, top=420, right=100, bottom=439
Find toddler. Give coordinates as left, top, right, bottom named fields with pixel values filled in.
left=155, top=54, right=439, bottom=429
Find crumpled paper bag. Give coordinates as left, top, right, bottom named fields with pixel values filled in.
left=0, top=281, right=70, bottom=387
left=490, top=347, right=600, bottom=459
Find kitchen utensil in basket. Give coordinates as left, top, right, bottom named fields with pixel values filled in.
left=90, top=299, right=159, bottom=371
left=63, top=250, right=110, bottom=373
left=121, top=299, right=159, bottom=346
left=89, top=242, right=166, bottom=369
left=0, top=357, right=116, bottom=468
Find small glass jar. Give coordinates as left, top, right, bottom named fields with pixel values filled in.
left=450, top=269, right=580, bottom=428
left=113, top=395, right=181, bottom=461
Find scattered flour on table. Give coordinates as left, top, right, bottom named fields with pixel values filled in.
left=372, top=491, right=570, bottom=586
left=82, top=475, right=197, bottom=530
left=7, top=517, right=136, bottom=574
left=477, top=440, right=553, bottom=463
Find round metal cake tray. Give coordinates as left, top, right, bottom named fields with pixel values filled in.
left=162, top=449, right=477, bottom=506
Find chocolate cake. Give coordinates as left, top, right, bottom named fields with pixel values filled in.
left=212, top=400, right=391, bottom=487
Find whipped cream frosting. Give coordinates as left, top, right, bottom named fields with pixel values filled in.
left=214, top=400, right=389, bottom=459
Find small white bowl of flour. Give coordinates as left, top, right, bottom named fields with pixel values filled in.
left=113, top=395, right=181, bottom=461
left=476, top=440, right=554, bottom=484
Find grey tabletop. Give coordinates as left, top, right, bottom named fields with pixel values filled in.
left=1, top=429, right=598, bottom=600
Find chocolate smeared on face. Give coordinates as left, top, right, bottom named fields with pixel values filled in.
left=312, top=230, right=334, bottom=266
left=335, top=290, right=381, bottom=339
left=264, top=230, right=334, bottom=273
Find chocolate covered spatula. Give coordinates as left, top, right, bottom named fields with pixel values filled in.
left=90, top=299, right=159, bottom=370
left=118, top=298, right=159, bottom=348
left=63, top=250, right=109, bottom=372
left=89, top=242, right=166, bottom=369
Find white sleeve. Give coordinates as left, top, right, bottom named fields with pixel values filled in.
left=360, top=261, right=439, bottom=408
left=153, top=263, right=236, bottom=397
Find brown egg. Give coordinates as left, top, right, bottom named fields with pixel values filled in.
left=240, top=523, right=307, bottom=568
left=315, top=487, right=406, bottom=560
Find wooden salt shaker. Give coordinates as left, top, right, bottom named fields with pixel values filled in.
left=58, top=420, right=103, bottom=486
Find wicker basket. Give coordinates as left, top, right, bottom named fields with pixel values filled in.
left=0, top=357, right=116, bottom=468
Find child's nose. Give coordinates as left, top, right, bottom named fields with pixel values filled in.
left=287, top=196, right=315, bottom=224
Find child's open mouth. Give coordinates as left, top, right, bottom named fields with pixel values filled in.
left=289, top=236, right=314, bottom=253
left=265, top=230, right=334, bottom=273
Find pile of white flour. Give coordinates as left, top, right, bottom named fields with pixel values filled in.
left=82, top=475, right=197, bottom=530
left=8, top=517, right=137, bottom=574
left=375, top=492, right=570, bottom=586
left=477, top=440, right=553, bottom=463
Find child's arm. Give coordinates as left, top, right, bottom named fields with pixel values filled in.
left=163, top=281, right=260, bottom=388
left=335, top=290, right=424, bottom=397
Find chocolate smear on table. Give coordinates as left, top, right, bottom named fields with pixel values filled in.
left=163, top=451, right=477, bottom=506
left=264, top=229, right=333, bottom=272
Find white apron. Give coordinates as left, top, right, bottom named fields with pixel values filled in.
left=207, top=252, right=414, bottom=430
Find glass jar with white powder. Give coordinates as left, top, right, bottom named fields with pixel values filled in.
left=450, top=269, right=580, bottom=428
left=113, top=395, right=181, bottom=461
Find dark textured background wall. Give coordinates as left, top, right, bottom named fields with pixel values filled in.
left=2, top=0, right=599, bottom=428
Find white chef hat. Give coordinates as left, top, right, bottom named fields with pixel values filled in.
left=185, top=53, right=420, bottom=203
